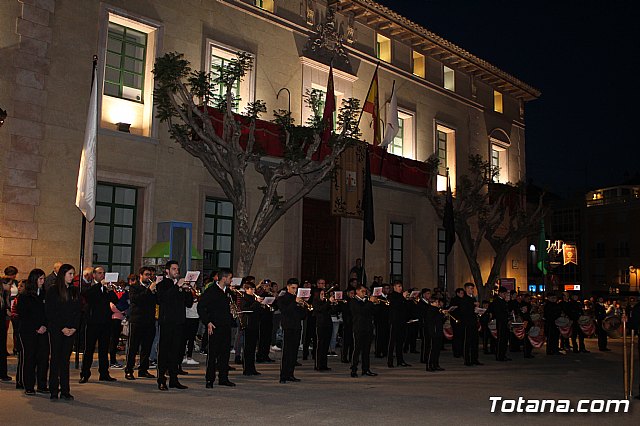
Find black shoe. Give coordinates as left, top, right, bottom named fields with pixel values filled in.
left=435, top=366, right=445, bottom=371
left=473, top=362, right=484, bottom=366
left=295, top=362, right=302, bottom=367
left=50, top=394, right=59, bottom=401
left=387, top=363, right=395, bottom=368
left=504, top=357, right=512, bottom=361
left=363, top=370, right=378, bottom=376
left=219, top=380, right=236, bottom=387
left=318, top=367, right=331, bottom=371
left=16, top=384, right=24, bottom=390
left=177, top=369, right=189, bottom=375
left=599, top=348, right=611, bottom=352
left=287, top=376, right=301, bottom=382
left=138, top=371, right=155, bottom=378
left=243, top=371, right=261, bottom=376
left=206, top=381, right=214, bottom=388
left=410, top=350, right=420, bottom=354
left=37, top=388, right=49, bottom=394
left=302, top=356, right=308, bottom=361
left=25, top=389, right=36, bottom=396
left=524, top=355, right=535, bottom=359
left=125, top=373, right=136, bottom=380
left=169, top=381, right=188, bottom=390
left=426, top=367, right=435, bottom=372
left=60, top=393, right=74, bottom=401
left=228, top=365, right=236, bottom=371
left=234, top=357, right=242, bottom=365
left=580, top=349, right=590, bottom=353
left=78, top=376, right=89, bottom=384
left=399, top=362, right=411, bottom=367
left=99, top=376, right=117, bottom=382
left=279, top=379, right=287, bottom=384
left=158, top=382, right=168, bottom=391
left=351, top=371, right=358, bottom=378
left=464, top=362, right=474, bottom=366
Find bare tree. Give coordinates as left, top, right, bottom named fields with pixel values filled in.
left=153, top=52, right=360, bottom=276
left=427, top=154, right=545, bottom=300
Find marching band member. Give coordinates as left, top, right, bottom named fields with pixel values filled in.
left=420, top=294, right=446, bottom=372
left=460, top=283, right=482, bottom=366
left=340, top=287, right=355, bottom=364
left=568, top=292, right=588, bottom=353
left=277, top=278, right=307, bottom=383
left=449, top=288, right=465, bottom=358
left=256, top=280, right=276, bottom=363
left=487, top=286, right=510, bottom=362
left=240, top=281, right=263, bottom=376
left=543, top=293, right=562, bottom=355
left=387, top=280, right=410, bottom=368
left=350, top=284, right=377, bottom=378
left=198, top=268, right=235, bottom=387
left=125, top=267, right=157, bottom=380
left=312, top=288, right=336, bottom=371
left=156, top=261, right=193, bottom=391
left=373, top=283, right=390, bottom=358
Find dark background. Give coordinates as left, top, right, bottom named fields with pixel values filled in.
left=376, top=0, right=640, bottom=196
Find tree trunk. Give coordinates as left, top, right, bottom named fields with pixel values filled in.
left=236, top=236, right=256, bottom=278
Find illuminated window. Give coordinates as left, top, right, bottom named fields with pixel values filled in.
left=494, top=90, right=503, bottom=113
left=376, top=34, right=391, bottom=63
left=443, top=65, right=455, bottom=91
left=436, top=124, right=455, bottom=191
left=100, top=11, right=160, bottom=137
left=255, top=0, right=274, bottom=12
left=104, top=23, right=146, bottom=102
left=491, top=143, right=508, bottom=183
left=388, top=111, right=414, bottom=159
left=412, top=51, right=425, bottom=78
left=203, top=198, right=234, bottom=273
left=207, top=41, right=256, bottom=113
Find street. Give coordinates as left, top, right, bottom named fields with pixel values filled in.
left=1, top=337, right=638, bottom=425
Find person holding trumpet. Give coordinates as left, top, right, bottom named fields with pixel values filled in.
left=350, top=284, right=378, bottom=378
left=277, top=278, right=307, bottom=383
left=197, top=268, right=236, bottom=387
left=239, top=281, right=264, bottom=376
left=312, top=288, right=337, bottom=371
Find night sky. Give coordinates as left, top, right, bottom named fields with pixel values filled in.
left=376, top=0, right=640, bottom=197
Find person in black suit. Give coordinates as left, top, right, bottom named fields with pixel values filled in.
left=340, top=287, right=355, bottom=363
left=45, top=264, right=82, bottom=401
left=418, top=293, right=446, bottom=372
left=459, top=282, right=482, bottom=366
left=79, top=266, right=118, bottom=383
left=277, top=278, right=307, bottom=383
left=198, top=268, right=236, bottom=387
left=256, top=280, right=276, bottom=363
left=568, top=292, right=588, bottom=353
left=350, top=284, right=377, bottom=378
left=373, top=283, right=390, bottom=358
left=16, top=269, right=50, bottom=395
left=449, top=288, right=465, bottom=358
left=240, top=281, right=263, bottom=377
left=312, top=288, right=336, bottom=371
left=0, top=273, right=12, bottom=382
left=487, top=286, right=511, bottom=361
left=156, top=260, right=193, bottom=391
left=124, top=266, right=158, bottom=380
left=387, top=280, right=410, bottom=368
left=628, top=299, right=640, bottom=399
left=544, top=293, right=563, bottom=355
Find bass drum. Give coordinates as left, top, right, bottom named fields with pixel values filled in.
left=602, top=315, right=622, bottom=338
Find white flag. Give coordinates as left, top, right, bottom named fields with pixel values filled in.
left=75, top=64, right=98, bottom=222
left=381, top=83, right=398, bottom=149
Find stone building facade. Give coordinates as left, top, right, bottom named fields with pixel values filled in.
left=0, top=0, right=539, bottom=290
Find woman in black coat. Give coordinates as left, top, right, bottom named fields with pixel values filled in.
left=45, top=264, right=81, bottom=401
left=16, top=268, right=49, bottom=395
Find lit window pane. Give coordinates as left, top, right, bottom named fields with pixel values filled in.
left=217, top=236, right=232, bottom=251
left=219, top=201, right=233, bottom=217
left=114, top=208, right=133, bottom=225
left=218, top=252, right=231, bottom=267
left=115, top=187, right=136, bottom=205
left=104, top=82, right=119, bottom=97
left=205, top=201, right=216, bottom=215
left=217, top=219, right=232, bottom=235
left=392, top=251, right=402, bottom=262
left=113, top=227, right=132, bottom=244
left=204, top=217, right=215, bottom=233
left=112, top=246, right=132, bottom=263
left=93, top=245, right=109, bottom=263
left=95, top=206, right=111, bottom=224
left=107, top=37, right=122, bottom=53
left=94, top=225, right=111, bottom=243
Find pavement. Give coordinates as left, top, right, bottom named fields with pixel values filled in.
left=1, top=337, right=638, bottom=425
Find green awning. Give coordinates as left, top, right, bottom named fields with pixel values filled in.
left=143, top=242, right=203, bottom=260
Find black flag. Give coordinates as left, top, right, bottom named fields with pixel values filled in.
left=443, top=173, right=455, bottom=257
left=363, top=146, right=375, bottom=244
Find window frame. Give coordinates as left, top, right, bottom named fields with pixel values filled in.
left=389, top=222, right=404, bottom=283
left=104, top=22, right=147, bottom=102
left=443, top=65, right=455, bottom=91
left=203, top=197, right=235, bottom=273
left=376, top=33, right=392, bottom=63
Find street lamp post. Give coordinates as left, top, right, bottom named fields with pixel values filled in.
left=629, top=266, right=638, bottom=292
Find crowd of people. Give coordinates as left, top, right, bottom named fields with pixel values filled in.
left=1, top=262, right=639, bottom=401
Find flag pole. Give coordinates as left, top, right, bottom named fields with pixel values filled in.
left=76, top=54, right=98, bottom=369
left=356, top=62, right=380, bottom=129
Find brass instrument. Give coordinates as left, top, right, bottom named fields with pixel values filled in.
left=367, top=296, right=389, bottom=305
left=440, top=308, right=460, bottom=324
left=228, top=287, right=243, bottom=320
left=298, top=299, right=314, bottom=311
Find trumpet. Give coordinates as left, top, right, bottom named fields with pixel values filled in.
left=368, top=296, right=389, bottom=305
left=298, top=299, right=314, bottom=311
left=440, top=308, right=459, bottom=324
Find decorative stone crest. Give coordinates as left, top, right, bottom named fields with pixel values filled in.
left=303, top=7, right=351, bottom=72
left=305, top=0, right=315, bottom=26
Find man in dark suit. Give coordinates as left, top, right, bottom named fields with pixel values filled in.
left=79, top=266, right=118, bottom=383
left=156, top=260, right=193, bottom=390
left=350, top=285, right=377, bottom=378
left=124, top=266, right=157, bottom=380
left=198, top=268, right=235, bottom=387
left=459, top=282, right=482, bottom=366
left=277, top=278, right=307, bottom=383
left=387, top=280, right=410, bottom=368
left=487, top=286, right=511, bottom=361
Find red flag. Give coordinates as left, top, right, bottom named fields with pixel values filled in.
left=321, top=64, right=336, bottom=145
left=362, top=66, right=380, bottom=146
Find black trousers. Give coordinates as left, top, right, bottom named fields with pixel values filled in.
left=571, top=324, right=586, bottom=351
left=403, top=322, right=418, bottom=352
left=157, top=323, right=183, bottom=382
left=125, top=322, right=155, bottom=374
left=374, top=319, right=389, bottom=357
left=596, top=321, right=608, bottom=350
left=242, top=327, right=258, bottom=374
left=181, top=318, right=200, bottom=359
left=387, top=322, right=406, bottom=365
left=351, top=329, right=372, bottom=373
left=523, top=329, right=533, bottom=357
left=341, top=322, right=353, bottom=363
left=425, top=330, right=443, bottom=369
left=257, top=315, right=273, bottom=360
left=315, top=325, right=332, bottom=369
left=18, top=331, right=49, bottom=391
left=302, top=316, right=316, bottom=359
left=495, top=322, right=509, bottom=361
left=280, top=328, right=301, bottom=380
left=547, top=324, right=560, bottom=354
left=206, top=325, right=231, bottom=383
left=509, top=330, right=521, bottom=352
left=463, top=322, right=479, bottom=364
left=81, top=322, right=111, bottom=378
left=49, top=329, right=74, bottom=395
left=109, top=319, right=122, bottom=364
left=0, top=318, right=8, bottom=377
